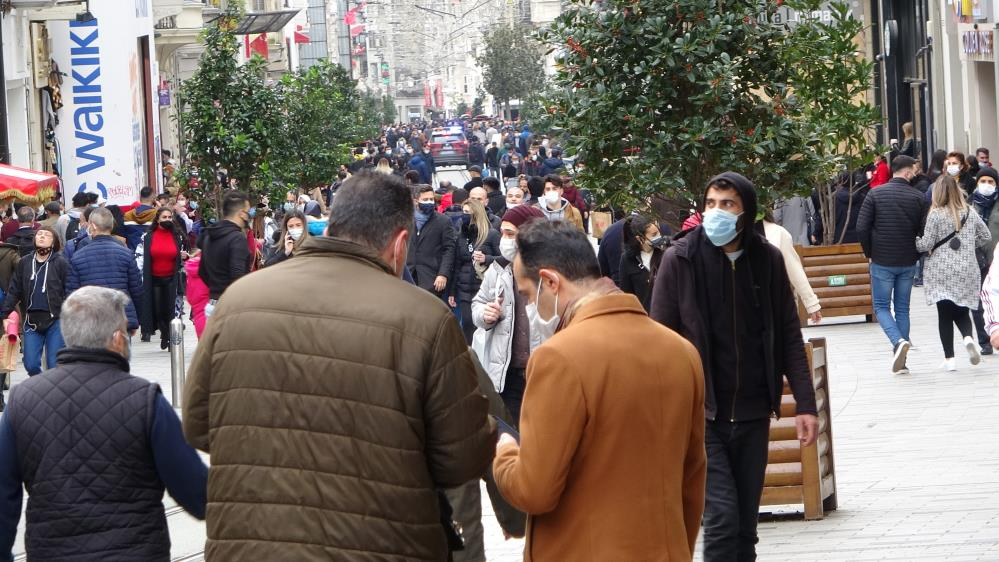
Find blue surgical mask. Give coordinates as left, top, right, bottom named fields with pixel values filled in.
left=702, top=209, right=743, bottom=247
left=189, top=201, right=199, bottom=210
left=248, top=207, right=257, bottom=218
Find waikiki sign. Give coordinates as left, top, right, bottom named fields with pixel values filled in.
left=68, top=17, right=107, bottom=199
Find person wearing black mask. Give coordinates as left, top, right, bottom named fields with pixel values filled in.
left=0, top=227, right=68, bottom=378
left=140, top=207, right=188, bottom=349
left=618, top=214, right=667, bottom=311
left=407, top=185, right=456, bottom=300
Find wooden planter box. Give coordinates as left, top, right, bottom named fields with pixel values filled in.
left=795, top=243, right=874, bottom=324
left=760, top=337, right=838, bottom=520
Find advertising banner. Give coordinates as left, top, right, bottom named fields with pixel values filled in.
left=48, top=0, right=157, bottom=206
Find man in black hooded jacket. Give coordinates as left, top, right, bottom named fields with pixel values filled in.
left=197, top=191, right=252, bottom=318
left=649, top=172, right=818, bottom=562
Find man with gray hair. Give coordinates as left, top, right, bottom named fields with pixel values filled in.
left=0, top=286, right=207, bottom=560
left=6, top=207, right=38, bottom=257
left=184, top=170, right=494, bottom=560
left=67, top=207, right=143, bottom=333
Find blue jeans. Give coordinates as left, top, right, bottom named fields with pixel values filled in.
left=870, top=263, right=917, bottom=348
left=23, top=319, right=66, bottom=376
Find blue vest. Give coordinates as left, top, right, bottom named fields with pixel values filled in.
left=7, top=348, right=170, bottom=561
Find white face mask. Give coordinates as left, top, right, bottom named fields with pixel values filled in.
left=499, top=237, right=517, bottom=261
left=947, top=164, right=961, bottom=177
left=288, top=228, right=304, bottom=240
left=544, top=191, right=560, bottom=206
left=527, top=276, right=560, bottom=340
left=977, top=183, right=997, bottom=197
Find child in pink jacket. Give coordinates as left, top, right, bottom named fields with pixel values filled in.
left=185, top=257, right=209, bottom=338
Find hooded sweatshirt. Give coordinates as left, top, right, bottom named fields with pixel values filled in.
left=539, top=197, right=571, bottom=221
left=197, top=220, right=251, bottom=300
left=693, top=172, right=771, bottom=421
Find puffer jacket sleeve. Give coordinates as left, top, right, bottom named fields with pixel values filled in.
left=472, top=265, right=498, bottom=331
left=66, top=253, right=80, bottom=293
left=182, top=312, right=217, bottom=453
left=423, top=313, right=494, bottom=489
left=856, top=193, right=875, bottom=258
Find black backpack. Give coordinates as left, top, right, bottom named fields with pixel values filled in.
left=65, top=216, right=80, bottom=242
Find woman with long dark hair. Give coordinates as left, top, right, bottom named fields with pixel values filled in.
left=264, top=211, right=310, bottom=267
left=139, top=207, right=187, bottom=349
left=618, top=214, right=666, bottom=311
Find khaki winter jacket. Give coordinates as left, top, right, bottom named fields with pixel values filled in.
left=183, top=236, right=495, bottom=561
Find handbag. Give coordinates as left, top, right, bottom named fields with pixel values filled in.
left=930, top=212, right=969, bottom=255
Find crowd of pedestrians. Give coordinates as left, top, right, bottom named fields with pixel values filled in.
left=0, top=116, right=998, bottom=562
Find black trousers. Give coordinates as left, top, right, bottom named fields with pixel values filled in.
left=459, top=300, right=474, bottom=346
left=973, top=303, right=990, bottom=347
left=703, top=418, right=771, bottom=562
left=936, top=300, right=973, bottom=358
left=500, top=367, right=526, bottom=428
left=152, top=276, right=175, bottom=343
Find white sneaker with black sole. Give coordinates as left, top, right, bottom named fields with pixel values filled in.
left=892, top=339, right=911, bottom=373
left=965, top=336, right=982, bottom=365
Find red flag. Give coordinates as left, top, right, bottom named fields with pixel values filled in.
left=294, top=24, right=310, bottom=44
left=349, top=24, right=365, bottom=37
left=424, top=82, right=432, bottom=108
left=434, top=79, right=444, bottom=108
left=344, top=7, right=358, bottom=25
left=247, top=33, right=268, bottom=59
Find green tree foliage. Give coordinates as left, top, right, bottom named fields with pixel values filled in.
left=478, top=26, right=546, bottom=119
left=382, top=95, right=397, bottom=124
left=542, top=0, right=826, bottom=220
left=784, top=0, right=881, bottom=244
left=176, top=3, right=282, bottom=216
left=270, top=60, right=379, bottom=196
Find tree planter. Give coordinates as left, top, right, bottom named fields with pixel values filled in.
left=795, top=243, right=874, bottom=324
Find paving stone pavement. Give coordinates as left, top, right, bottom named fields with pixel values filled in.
left=5, top=287, right=999, bottom=561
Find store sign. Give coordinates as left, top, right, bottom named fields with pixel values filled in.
left=49, top=0, right=157, bottom=205
left=961, top=26, right=995, bottom=62
left=828, top=275, right=847, bottom=287
left=758, top=2, right=858, bottom=27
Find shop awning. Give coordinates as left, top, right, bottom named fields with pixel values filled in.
left=235, top=9, right=301, bottom=35
left=0, top=164, right=59, bottom=204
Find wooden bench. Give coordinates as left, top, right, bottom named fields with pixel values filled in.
left=760, top=337, right=838, bottom=520
left=795, top=243, right=874, bottom=324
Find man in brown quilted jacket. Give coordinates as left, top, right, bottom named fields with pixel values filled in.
left=183, top=170, right=495, bottom=561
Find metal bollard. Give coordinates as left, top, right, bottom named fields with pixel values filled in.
left=169, top=317, right=186, bottom=408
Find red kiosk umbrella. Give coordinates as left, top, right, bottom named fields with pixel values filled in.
left=0, top=164, right=59, bottom=205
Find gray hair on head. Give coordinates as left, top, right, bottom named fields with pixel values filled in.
left=88, top=207, right=114, bottom=233
left=60, top=286, right=129, bottom=349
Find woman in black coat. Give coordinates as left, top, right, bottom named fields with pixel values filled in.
left=449, top=199, right=500, bottom=344
left=139, top=207, right=187, bottom=349
left=618, top=214, right=666, bottom=312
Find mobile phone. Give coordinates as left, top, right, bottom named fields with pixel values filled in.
left=493, top=416, right=520, bottom=444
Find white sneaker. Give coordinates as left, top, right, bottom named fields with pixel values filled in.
left=965, top=336, right=982, bottom=366
left=892, top=339, right=911, bottom=373
left=941, top=357, right=957, bottom=372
